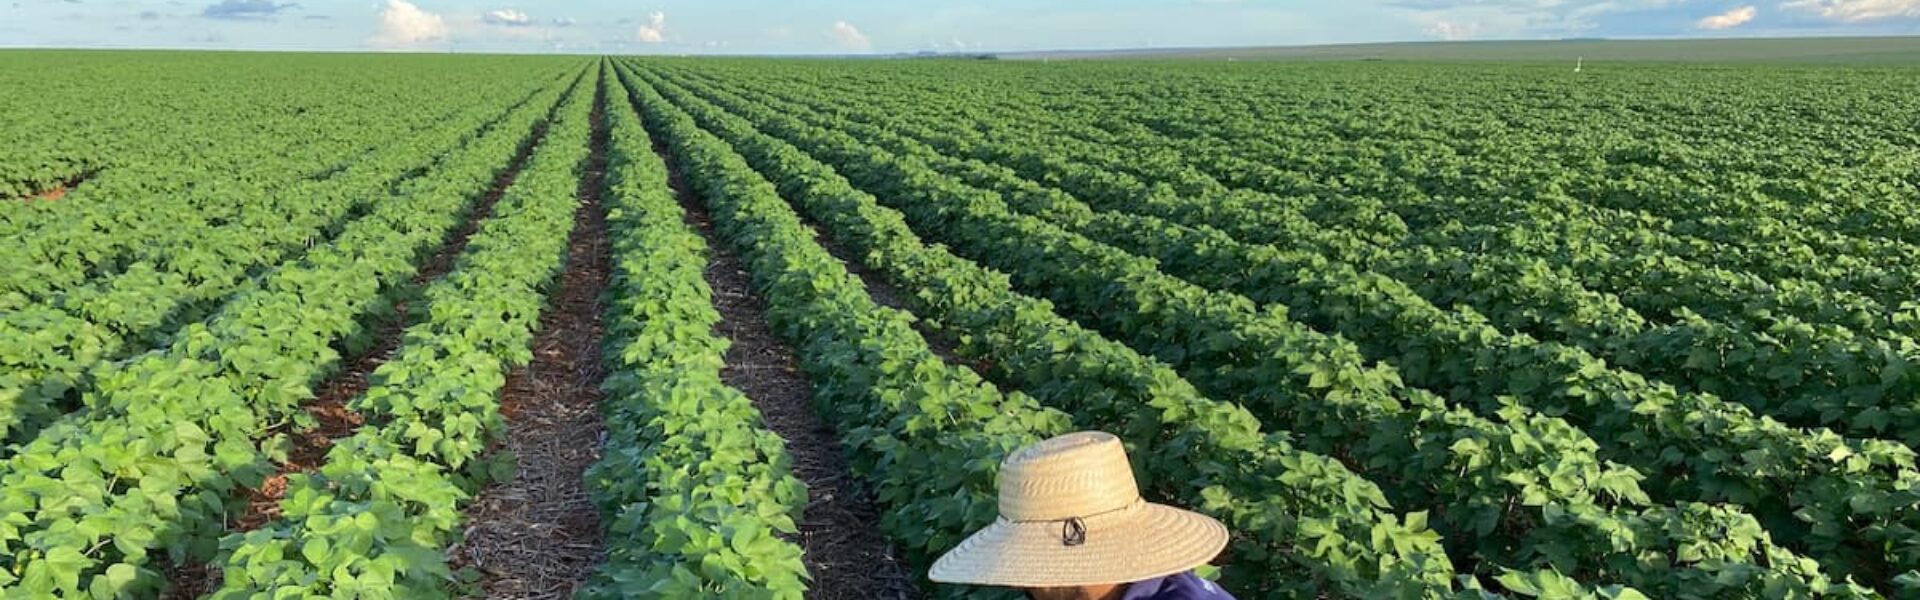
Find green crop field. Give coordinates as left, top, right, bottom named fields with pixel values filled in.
left=4, top=49, right=1920, bottom=599
left=1005, top=36, right=1920, bottom=63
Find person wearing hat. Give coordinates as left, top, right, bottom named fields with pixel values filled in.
left=929, top=431, right=1237, bottom=600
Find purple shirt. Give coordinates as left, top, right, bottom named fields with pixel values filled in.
left=1116, top=572, right=1236, bottom=600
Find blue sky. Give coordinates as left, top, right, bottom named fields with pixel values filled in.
left=1, top=0, right=1916, bottom=53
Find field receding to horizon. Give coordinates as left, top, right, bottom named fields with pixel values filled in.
left=1000, top=35, right=1920, bottom=63
left=4, top=50, right=1920, bottom=599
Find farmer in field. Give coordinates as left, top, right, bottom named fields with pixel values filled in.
left=930, top=431, right=1237, bottom=600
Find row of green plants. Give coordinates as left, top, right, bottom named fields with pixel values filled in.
left=0, top=50, right=424, bottom=234
left=0, top=96, right=463, bottom=306
left=1141, top=89, right=1920, bottom=314
left=1567, top=165, right=1920, bottom=305
left=0, top=72, right=567, bottom=456
left=1402, top=170, right=1920, bottom=316
left=1244, top=142, right=1920, bottom=384
left=951, top=140, right=1920, bottom=583
left=1149, top=84, right=1920, bottom=390
left=691, top=66, right=1920, bottom=577
left=575, top=66, right=810, bottom=599
left=1419, top=215, right=1920, bottom=433
left=639, top=65, right=1878, bottom=597
left=0, top=60, right=577, bottom=307
left=614, top=61, right=1079, bottom=600
left=0, top=62, right=589, bottom=599
left=718, top=65, right=1920, bottom=452
left=625, top=64, right=1469, bottom=599
left=690, top=69, right=1920, bottom=589
left=638, top=63, right=1731, bottom=600
left=958, top=61, right=1920, bottom=314
left=773, top=80, right=1920, bottom=584
left=737, top=69, right=1920, bottom=450
left=208, top=62, right=597, bottom=599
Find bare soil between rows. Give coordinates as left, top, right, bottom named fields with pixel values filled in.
left=454, top=70, right=612, bottom=600
left=158, top=103, right=557, bottom=600
left=643, top=86, right=922, bottom=600
left=800, top=223, right=996, bottom=379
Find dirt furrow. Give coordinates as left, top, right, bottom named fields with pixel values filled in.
left=800, top=223, right=995, bottom=378
left=456, top=69, right=613, bottom=600
left=158, top=95, right=560, bottom=600
left=647, top=109, right=922, bottom=599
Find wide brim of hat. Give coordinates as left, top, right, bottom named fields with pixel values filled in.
left=928, top=501, right=1229, bottom=588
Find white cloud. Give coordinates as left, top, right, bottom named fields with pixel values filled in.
left=1696, top=5, right=1757, bottom=28
left=1782, top=0, right=1920, bottom=21
left=371, top=0, right=445, bottom=47
left=482, top=9, right=529, bottom=27
left=635, top=11, right=665, bottom=43
left=1422, top=18, right=1480, bottom=40
left=1396, top=0, right=1689, bottom=39
left=830, top=20, right=870, bottom=50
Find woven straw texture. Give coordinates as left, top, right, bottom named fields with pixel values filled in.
left=929, top=432, right=1229, bottom=588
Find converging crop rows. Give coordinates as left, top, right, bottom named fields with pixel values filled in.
left=2, top=52, right=1917, bottom=599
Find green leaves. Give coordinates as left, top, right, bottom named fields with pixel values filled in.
left=0, top=58, right=584, bottom=458
left=17, top=49, right=1918, bottom=599
left=622, top=61, right=1081, bottom=598
left=200, top=62, right=597, bottom=598
left=574, top=65, right=813, bottom=599
left=639, top=64, right=1473, bottom=597
left=618, top=57, right=1920, bottom=597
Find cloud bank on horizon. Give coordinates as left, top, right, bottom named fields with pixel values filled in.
left=1, top=0, right=1916, bottom=53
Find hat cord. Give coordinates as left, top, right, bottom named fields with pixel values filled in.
left=1063, top=517, right=1087, bottom=547
left=1005, top=498, right=1143, bottom=546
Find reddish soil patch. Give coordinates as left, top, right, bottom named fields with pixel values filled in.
left=15, top=171, right=93, bottom=202
left=228, top=398, right=368, bottom=531
left=455, top=72, right=612, bottom=600
left=28, top=186, right=70, bottom=202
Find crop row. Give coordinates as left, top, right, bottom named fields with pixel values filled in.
left=0, top=62, right=589, bottom=598
left=698, top=67, right=1912, bottom=573
left=713, top=67, right=1920, bottom=448
left=0, top=56, right=586, bottom=238
left=965, top=63, right=1920, bottom=294
left=576, top=65, right=810, bottom=598
left=619, top=63, right=1472, bottom=598
left=665, top=66, right=1920, bottom=589
left=723, top=64, right=1920, bottom=434
left=0, top=73, right=566, bottom=455
left=633, top=63, right=1869, bottom=597
left=614, top=61, right=1092, bottom=600
left=208, top=61, right=598, bottom=598
left=1116, top=77, right=1920, bottom=301
left=0, top=62, right=578, bottom=307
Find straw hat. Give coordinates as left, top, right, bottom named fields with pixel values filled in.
left=929, top=431, right=1229, bottom=588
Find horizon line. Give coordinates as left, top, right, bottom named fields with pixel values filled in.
left=1, top=32, right=1916, bottom=58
